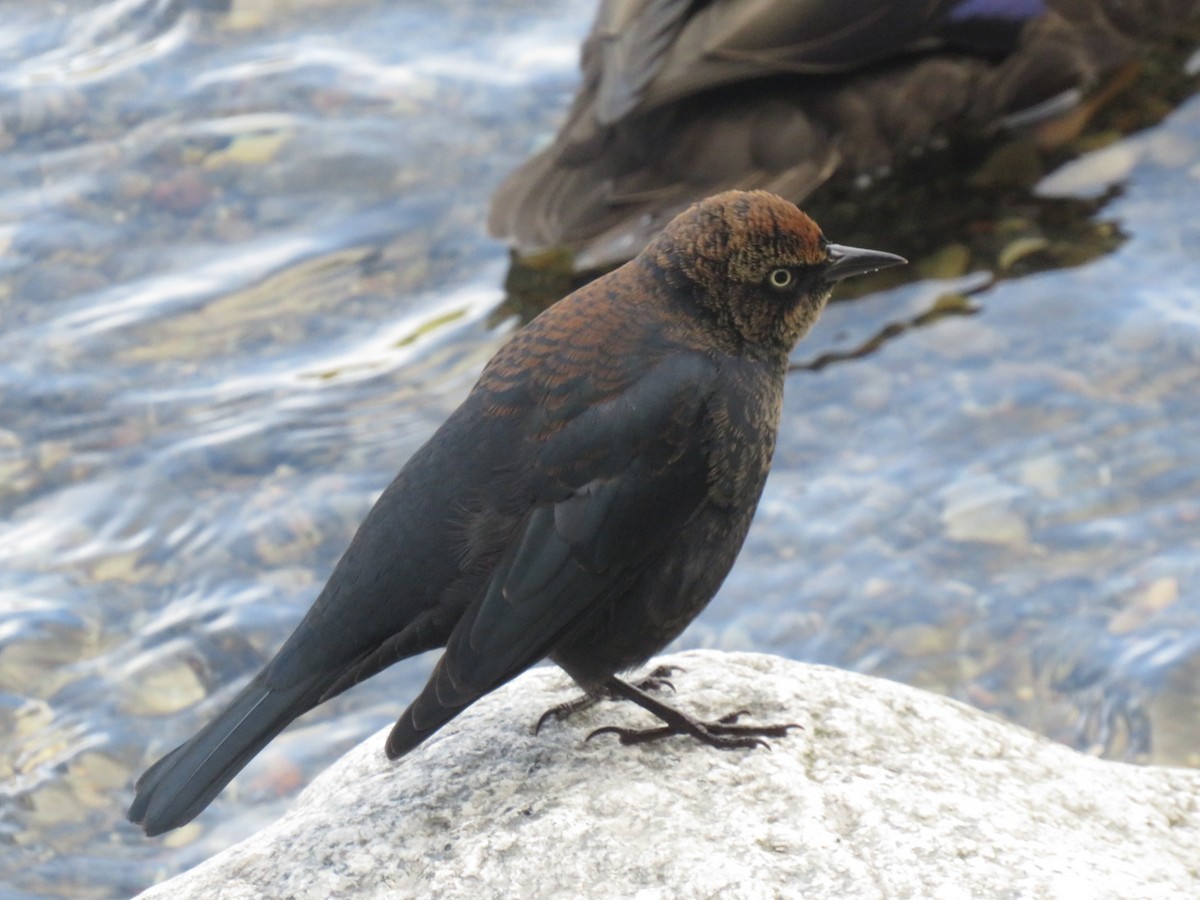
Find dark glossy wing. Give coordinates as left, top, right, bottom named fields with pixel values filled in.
left=384, top=352, right=719, bottom=758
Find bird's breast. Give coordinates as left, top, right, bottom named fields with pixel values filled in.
left=702, top=361, right=786, bottom=510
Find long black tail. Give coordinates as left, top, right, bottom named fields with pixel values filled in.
left=128, top=672, right=324, bottom=836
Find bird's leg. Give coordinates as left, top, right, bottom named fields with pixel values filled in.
left=534, top=665, right=680, bottom=734
left=586, top=675, right=799, bottom=750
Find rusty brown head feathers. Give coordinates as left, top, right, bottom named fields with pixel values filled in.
left=646, top=190, right=905, bottom=354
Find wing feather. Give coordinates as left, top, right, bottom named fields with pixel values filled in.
left=385, top=353, right=719, bottom=757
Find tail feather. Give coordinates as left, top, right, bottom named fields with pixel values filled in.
left=384, top=694, right=465, bottom=761
left=128, top=674, right=323, bottom=836
left=384, top=658, right=478, bottom=760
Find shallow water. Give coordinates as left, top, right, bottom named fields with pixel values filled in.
left=0, top=2, right=1197, bottom=897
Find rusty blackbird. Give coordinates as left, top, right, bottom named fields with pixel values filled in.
left=128, top=190, right=905, bottom=836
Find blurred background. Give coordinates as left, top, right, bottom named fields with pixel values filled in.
left=0, top=1, right=1197, bottom=896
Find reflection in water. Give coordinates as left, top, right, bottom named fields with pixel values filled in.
left=0, top=1, right=1197, bottom=897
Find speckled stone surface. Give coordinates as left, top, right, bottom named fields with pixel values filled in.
left=137, top=651, right=1200, bottom=899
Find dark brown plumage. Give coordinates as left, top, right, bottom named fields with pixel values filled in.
left=490, top=0, right=1200, bottom=268
left=127, top=190, right=904, bottom=836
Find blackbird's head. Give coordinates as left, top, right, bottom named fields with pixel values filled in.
left=647, top=190, right=905, bottom=355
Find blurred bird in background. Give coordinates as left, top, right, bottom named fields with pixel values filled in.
left=490, top=0, right=1200, bottom=273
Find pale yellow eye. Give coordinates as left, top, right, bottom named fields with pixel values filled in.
left=767, top=268, right=793, bottom=290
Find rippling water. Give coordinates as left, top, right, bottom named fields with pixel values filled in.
left=0, top=2, right=1197, bottom=897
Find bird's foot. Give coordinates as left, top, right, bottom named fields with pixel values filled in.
left=584, top=674, right=799, bottom=750
left=588, top=709, right=799, bottom=751
left=534, top=665, right=681, bottom=734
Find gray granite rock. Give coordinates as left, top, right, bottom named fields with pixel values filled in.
left=138, top=650, right=1200, bottom=899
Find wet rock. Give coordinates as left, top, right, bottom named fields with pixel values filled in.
left=118, top=643, right=207, bottom=717
left=203, top=132, right=291, bottom=170
left=150, top=170, right=214, bottom=215
left=1108, top=578, right=1180, bottom=635
left=0, top=605, right=93, bottom=696
left=136, top=651, right=1200, bottom=899
left=939, top=475, right=1031, bottom=546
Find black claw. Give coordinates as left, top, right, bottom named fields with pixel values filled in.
left=634, top=666, right=679, bottom=695
left=585, top=725, right=616, bottom=743
left=534, top=693, right=602, bottom=733
left=640, top=677, right=676, bottom=695
left=645, top=664, right=683, bottom=680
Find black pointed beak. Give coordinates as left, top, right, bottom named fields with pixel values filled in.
left=823, top=244, right=907, bottom=283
